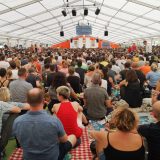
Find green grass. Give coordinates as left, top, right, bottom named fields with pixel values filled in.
left=3, top=139, right=16, bottom=160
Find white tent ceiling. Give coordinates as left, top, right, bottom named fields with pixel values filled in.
left=0, top=0, right=160, bottom=44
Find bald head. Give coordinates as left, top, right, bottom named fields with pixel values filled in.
left=153, top=101, right=160, bottom=121
left=27, top=88, right=44, bottom=107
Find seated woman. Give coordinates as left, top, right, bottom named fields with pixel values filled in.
left=0, top=68, right=10, bottom=88
left=0, top=87, right=30, bottom=156
left=59, top=60, right=69, bottom=75
left=120, top=70, right=142, bottom=108
left=90, top=108, right=145, bottom=160
left=67, top=66, right=81, bottom=94
left=84, top=65, right=95, bottom=88
left=52, top=86, right=87, bottom=139
left=48, top=72, right=78, bottom=114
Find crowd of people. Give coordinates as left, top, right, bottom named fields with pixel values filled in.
left=0, top=45, right=160, bottom=160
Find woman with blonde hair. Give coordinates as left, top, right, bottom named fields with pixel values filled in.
left=90, top=108, right=145, bottom=160
left=0, top=87, right=10, bottom=102
left=52, top=86, right=87, bottom=147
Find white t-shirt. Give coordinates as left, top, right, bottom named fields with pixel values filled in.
left=12, top=69, right=18, bottom=79
left=0, top=61, right=10, bottom=69
left=101, top=79, right=108, bottom=90
left=111, top=65, right=121, bottom=74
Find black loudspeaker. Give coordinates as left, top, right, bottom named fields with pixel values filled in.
left=72, top=9, right=76, bottom=16
left=60, top=31, right=64, bottom=36
left=84, top=8, right=88, bottom=16
left=104, top=30, right=108, bottom=36
left=96, top=38, right=99, bottom=43
left=70, top=38, right=73, bottom=43
left=62, top=10, right=67, bottom=17
left=95, top=8, right=100, bottom=15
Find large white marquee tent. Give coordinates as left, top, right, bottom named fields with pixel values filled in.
left=0, top=0, right=160, bottom=45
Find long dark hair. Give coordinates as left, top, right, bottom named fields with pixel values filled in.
left=52, top=72, right=67, bottom=89
left=126, top=70, right=138, bottom=83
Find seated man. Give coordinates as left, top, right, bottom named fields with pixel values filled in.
left=138, top=101, right=160, bottom=160
left=12, top=88, right=76, bottom=160
left=84, top=72, right=112, bottom=120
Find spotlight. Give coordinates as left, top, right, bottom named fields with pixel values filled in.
left=72, top=8, right=76, bottom=16
left=60, top=31, right=64, bottom=37
left=95, top=7, right=100, bottom=15
left=104, top=30, right=108, bottom=36
left=84, top=8, right=88, bottom=16
left=62, top=10, right=67, bottom=17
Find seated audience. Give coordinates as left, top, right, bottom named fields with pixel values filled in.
left=91, top=108, right=145, bottom=160
left=84, top=65, right=95, bottom=88
left=132, top=62, right=146, bottom=90
left=120, top=70, right=142, bottom=108
left=0, top=87, right=30, bottom=157
left=9, top=68, right=33, bottom=102
left=9, top=61, right=18, bottom=80
left=107, top=63, right=117, bottom=85
left=139, top=61, right=151, bottom=76
left=12, top=88, right=77, bottom=160
left=59, top=60, right=68, bottom=75
left=42, top=63, right=50, bottom=88
left=151, top=80, right=160, bottom=104
left=53, top=86, right=87, bottom=139
left=75, top=59, right=85, bottom=85
left=0, top=68, right=10, bottom=88
left=146, top=63, right=160, bottom=90
left=111, top=59, right=121, bottom=74
left=48, top=72, right=78, bottom=114
left=119, top=62, right=131, bottom=80
left=0, top=55, right=10, bottom=69
left=0, top=87, right=30, bottom=134
left=46, top=64, right=56, bottom=87
left=26, top=67, right=41, bottom=88
left=138, top=101, right=160, bottom=160
left=84, top=72, right=112, bottom=120
left=67, top=66, right=81, bottom=93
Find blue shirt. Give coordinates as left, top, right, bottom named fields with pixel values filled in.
left=146, top=71, right=160, bottom=87
left=12, top=110, right=65, bottom=160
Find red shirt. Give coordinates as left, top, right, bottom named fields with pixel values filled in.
left=56, top=102, right=82, bottom=138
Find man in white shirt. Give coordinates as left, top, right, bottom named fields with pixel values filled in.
left=111, top=60, right=121, bottom=74
left=0, top=55, right=9, bottom=69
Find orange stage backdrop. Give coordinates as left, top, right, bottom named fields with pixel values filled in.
left=51, top=40, right=70, bottom=48
left=51, top=36, right=119, bottom=49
